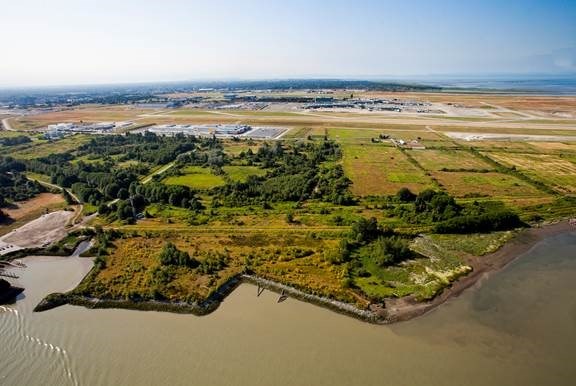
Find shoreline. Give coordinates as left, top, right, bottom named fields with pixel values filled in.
left=33, top=220, right=575, bottom=324
left=383, top=220, right=575, bottom=323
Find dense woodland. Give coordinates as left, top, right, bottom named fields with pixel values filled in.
left=0, top=156, right=45, bottom=207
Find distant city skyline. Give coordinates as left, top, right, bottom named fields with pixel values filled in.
left=0, top=0, right=575, bottom=87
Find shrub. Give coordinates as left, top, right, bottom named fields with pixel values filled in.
left=434, top=210, right=523, bottom=234
left=158, top=242, right=198, bottom=267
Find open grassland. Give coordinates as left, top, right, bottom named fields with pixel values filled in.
left=527, top=141, right=576, bottom=153
left=428, top=231, right=516, bottom=256
left=410, top=149, right=493, bottom=171
left=10, top=135, right=91, bottom=159
left=433, top=171, right=547, bottom=199
left=163, top=166, right=225, bottom=190
left=221, top=141, right=261, bottom=156
left=486, top=152, right=576, bottom=193
left=439, top=125, right=576, bottom=136
left=11, top=106, right=151, bottom=130
left=77, top=228, right=483, bottom=306
left=222, top=165, right=267, bottom=182
left=457, top=140, right=542, bottom=152
left=342, top=144, right=434, bottom=196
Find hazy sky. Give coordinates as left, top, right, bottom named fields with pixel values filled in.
left=1, top=0, right=575, bottom=86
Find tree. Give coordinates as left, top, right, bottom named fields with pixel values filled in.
left=117, top=188, right=129, bottom=200
left=0, top=208, right=9, bottom=223
left=396, top=187, right=416, bottom=202
left=350, top=217, right=380, bottom=243
left=98, top=203, right=110, bottom=215
left=371, top=236, right=412, bottom=266
left=62, top=189, right=77, bottom=205
left=158, top=242, right=198, bottom=267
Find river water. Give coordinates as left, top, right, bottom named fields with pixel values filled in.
left=1, top=231, right=575, bottom=386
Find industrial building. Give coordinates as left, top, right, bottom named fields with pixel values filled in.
left=134, top=124, right=286, bottom=139
left=44, top=121, right=129, bottom=139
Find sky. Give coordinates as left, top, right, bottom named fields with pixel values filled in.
left=0, top=0, right=575, bottom=86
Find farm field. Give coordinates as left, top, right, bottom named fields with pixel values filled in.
left=432, top=171, right=547, bottom=199
left=409, top=149, right=493, bottom=171
left=341, top=144, right=435, bottom=196
left=486, top=152, right=576, bottom=193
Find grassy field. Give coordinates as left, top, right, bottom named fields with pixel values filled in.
left=163, top=166, right=225, bottom=190
left=432, top=171, right=547, bottom=199
left=342, top=144, right=434, bottom=196
left=486, top=152, right=576, bottom=193
left=222, top=165, right=267, bottom=182
left=10, top=135, right=91, bottom=159
left=410, top=149, right=493, bottom=171
left=221, top=141, right=261, bottom=156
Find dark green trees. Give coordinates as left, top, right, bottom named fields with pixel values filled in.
left=158, top=242, right=198, bottom=268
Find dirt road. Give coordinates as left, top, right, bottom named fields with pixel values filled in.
left=0, top=210, right=74, bottom=252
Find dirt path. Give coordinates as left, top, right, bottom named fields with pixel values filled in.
left=1, top=117, right=15, bottom=131
left=141, top=162, right=175, bottom=184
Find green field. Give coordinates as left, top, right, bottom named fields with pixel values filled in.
left=10, top=135, right=91, bottom=159
left=486, top=152, right=576, bottom=194
left=163, top=166, right=225, bottom=190
left=433, top=171, right=546, bottom=199
left=223, top=165, right=267, bottom=182
left=342, top=144, right=434, bottom=196
left=410, top=149, right=493, bottom=171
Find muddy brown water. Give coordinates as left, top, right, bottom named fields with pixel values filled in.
left=1, top=231, right=575, bottom=386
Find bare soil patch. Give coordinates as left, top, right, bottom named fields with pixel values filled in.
left=3, top=193, right=65, bottom=221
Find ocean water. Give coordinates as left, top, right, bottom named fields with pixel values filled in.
left=0, top=230, right=575, bottom=386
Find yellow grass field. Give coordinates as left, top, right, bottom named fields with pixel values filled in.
left=410, top=149, right=493, bottom=171
left=486, top=152, right=576, bottom=193
left=432, top=171, right=547, bottom=199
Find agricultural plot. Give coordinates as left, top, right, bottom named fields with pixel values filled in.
left=162, top=166, right=225, bottom=190
left=486, top=152, right=576, bottom=193
left=432, top=171, right=546, bottom=199
left=342, top=144, right=434, bottom=196
left=328, top=127, right=386, bottom=143
left=527, top=142, right=576, bottom=154
left=454, top=140, right=537, bottom=152
left=410, top=149, right=493, bottom=171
